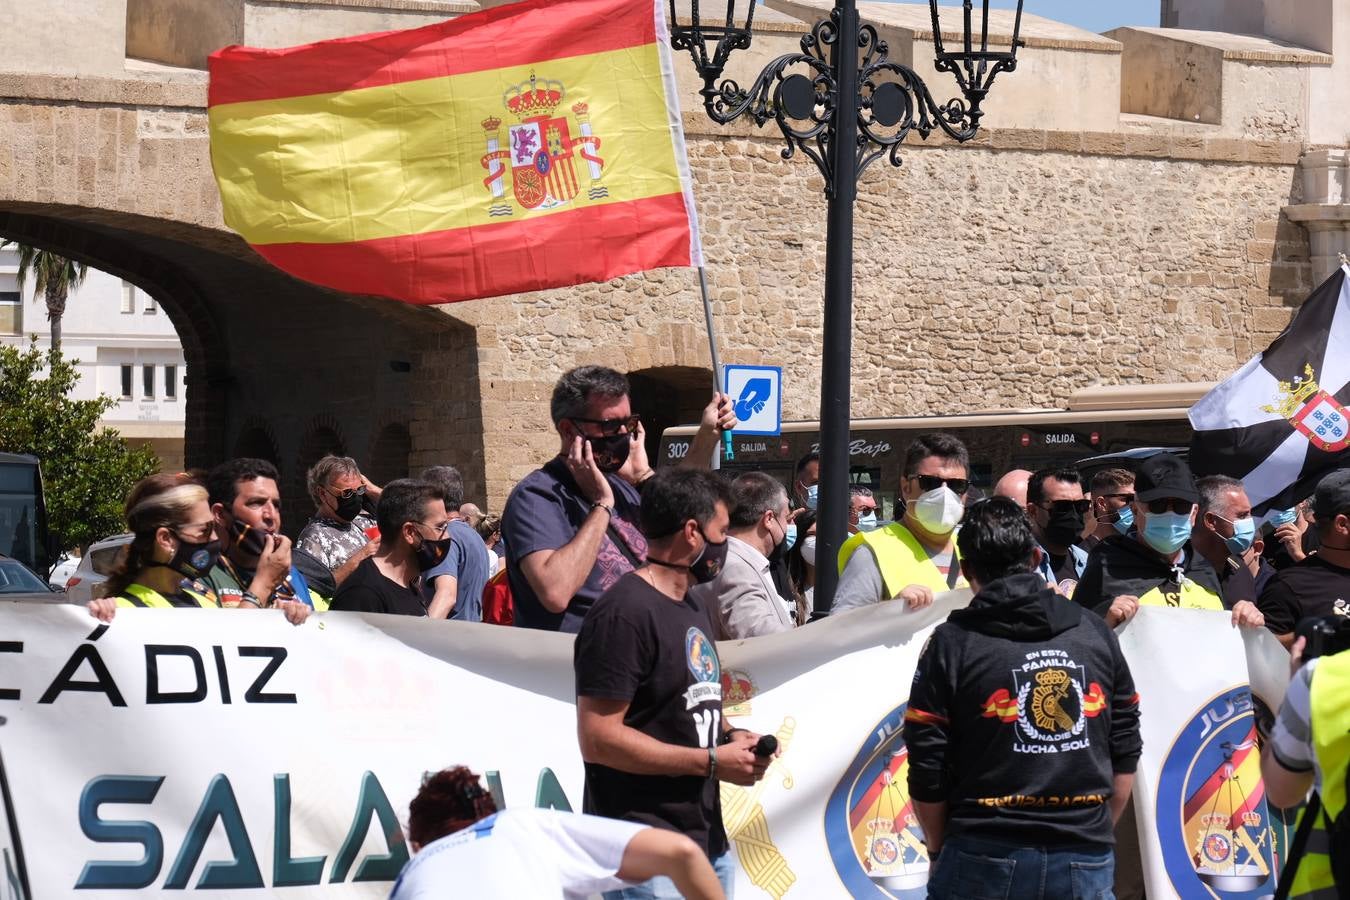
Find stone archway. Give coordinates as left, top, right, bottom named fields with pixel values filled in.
left=367, top=421, right=412, bottom=487
left=627, top=366, right=716, bottom=465
left=232, top=420, right=281, bottom=466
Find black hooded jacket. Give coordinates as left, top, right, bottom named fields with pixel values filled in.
left=904, top=572, right=1142, bottom=848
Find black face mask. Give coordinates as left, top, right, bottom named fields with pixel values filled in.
left=568, top=421, right=631, bottom=474
left=586, top=432, right=632, bottom=474
left=230, top=518, right=271, bottom=557
left=333, top=490, right=365, bottom=522
left=168, top=534, right=222, bottom=580
left=414, top=534, right=452, bottom=572
left=689, top=529, right=729, bottom=584
left=1044, top=507, right=1086, bottom=548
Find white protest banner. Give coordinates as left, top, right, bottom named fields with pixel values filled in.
left=0, top=595, right=959, bottom=898
left=1118, top=606, right=1293, bottom=900
left=0, top=598, right=1292, bottom=899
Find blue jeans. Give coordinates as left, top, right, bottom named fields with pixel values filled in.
left=927, top=835, right=1114, bottom=900
left=603, top=850, right=735, bottom=899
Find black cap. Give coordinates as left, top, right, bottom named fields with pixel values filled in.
left=1314, top=469, right=1350, bottom=520
left=1134, top=453, right=1198, bottom=504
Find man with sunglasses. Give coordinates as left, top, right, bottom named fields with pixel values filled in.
left=1025, top=468, right=1091, bottom=596
left=297, top=455, right=385, bottom=595
left=1083, top=468, right=1136, bottom=552
left=1072, top=454, right=1258, bottom=628
left=504, top=366, right=736, bottom=633
left=834, top=433, right=971, bottom=614
left=330, top=479, right=450, bottom=616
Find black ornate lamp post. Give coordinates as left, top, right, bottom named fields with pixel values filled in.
left=670, top=0, right=1024, bottom=618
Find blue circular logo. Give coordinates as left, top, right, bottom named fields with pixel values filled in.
left=1155, top=686, right=1277, bottom=899
left=534, top=150, right=551, bottom=176
left=824, top=703, right=929, bottom=898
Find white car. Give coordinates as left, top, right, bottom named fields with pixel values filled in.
left=64, top=534, right=133, bottom=606
left=48, top=553, right=80, bottom=589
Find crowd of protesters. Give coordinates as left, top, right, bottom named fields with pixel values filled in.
left=75, top=363, right=1350, bottom=898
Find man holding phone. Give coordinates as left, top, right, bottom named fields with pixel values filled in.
left=1258, top=470, right=1350, bottom=648
left=203, top=458, right=319, bottom=614
left=503, top=366, right=736, bottom=633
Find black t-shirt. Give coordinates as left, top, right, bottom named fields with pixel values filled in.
left=1257, top=554, right=1350, bottom=635
left=329, top=557, right=428, bottom=616
left=573, top=572, right=727, bottom=859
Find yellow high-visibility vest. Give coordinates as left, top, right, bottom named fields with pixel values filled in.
left=838, top=521, right=966, bottom=599
left=1288, top=650, right=1350, bottom=898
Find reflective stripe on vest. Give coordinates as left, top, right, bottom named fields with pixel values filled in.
left=1289, top=651, right=1350, bottom=898
left=837, top=522, right=966, bottom=599
left=116, top=583, right=216, bottom=609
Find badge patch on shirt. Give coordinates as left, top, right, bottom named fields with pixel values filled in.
left=684, top=627, right=722, bottom=709
left=979, top=649, right=1105, bottom=755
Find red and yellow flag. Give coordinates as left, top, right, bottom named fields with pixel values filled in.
left=207, top=0, right=702, bottom=304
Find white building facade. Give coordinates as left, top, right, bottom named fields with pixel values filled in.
left=0, top=246, right=187, bottom=471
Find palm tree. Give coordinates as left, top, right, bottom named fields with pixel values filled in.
left=0, top=240, right=87, bottom=355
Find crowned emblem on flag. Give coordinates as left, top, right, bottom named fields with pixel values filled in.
left=479, top=72, right=607, bottom=216
left=1261, top=363, right=1350, bottom=452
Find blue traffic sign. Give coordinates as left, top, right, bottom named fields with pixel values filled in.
left=724, top=365, right=782, bottom=436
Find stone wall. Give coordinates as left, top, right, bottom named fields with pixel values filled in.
left=441, top=121, right=1314, bottom=508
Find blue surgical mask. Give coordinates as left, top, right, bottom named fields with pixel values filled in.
left=1142, top=511, right=1192, bottom=555
left=857, top=512, right=879, bottom=532
left=1113, top=504, right=1135, bottom=536
left=804, top=484, right=819, bottom=511
left=1217, top=515, right=1256, bottom=555
left=783, top=522, right=798, bottom=552
left=1269, top=508, right=1298, bottom=526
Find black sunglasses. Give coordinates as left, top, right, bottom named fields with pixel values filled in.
left=1144, top=497, right=1194, bottom=515
left=912, top=475, right=970, bottom=494
left=325, top=484, right=366, bottom=501
left=1038, top=499, right=1092, bottom=515
left=570, top=415, right=640, bottom=436
left=1100, top=492, right=1136, bottom=503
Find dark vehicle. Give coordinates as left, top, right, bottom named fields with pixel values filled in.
left=0, top=453, right=53, bottom=577
left=0, top=555, right=56, bottom=596
left=658, top=383, right=1211, bottom=520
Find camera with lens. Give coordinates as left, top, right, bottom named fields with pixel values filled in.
left=1294, top=614, right=1350, bottom=661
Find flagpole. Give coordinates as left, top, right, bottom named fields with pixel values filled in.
left=697, top=266, right=731, bottom=469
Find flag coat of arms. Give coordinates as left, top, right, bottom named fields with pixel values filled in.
left=1189, top=264, right=1350, bottom=512
left=207, top=0, right=702, bottom=304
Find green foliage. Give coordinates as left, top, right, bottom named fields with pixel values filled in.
left=0, top=339, right=159, bottom=549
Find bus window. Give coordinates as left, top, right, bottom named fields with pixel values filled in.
left=0, top=454, right=51, bottom=575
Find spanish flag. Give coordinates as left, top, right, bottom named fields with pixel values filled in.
left=207, top=0, right=702, bottom=304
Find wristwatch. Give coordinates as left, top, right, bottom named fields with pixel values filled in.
left=707, top=745, right=718, bottom=780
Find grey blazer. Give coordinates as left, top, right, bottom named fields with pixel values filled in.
left=691, top=535, right=793, bottom=639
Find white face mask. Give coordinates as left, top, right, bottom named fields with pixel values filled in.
left=912, top=485, right=964, bottom=535
left=800, top=535, right=817, bottom=567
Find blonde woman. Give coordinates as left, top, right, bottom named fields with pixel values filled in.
left=88, top=474, right=307, bottom=625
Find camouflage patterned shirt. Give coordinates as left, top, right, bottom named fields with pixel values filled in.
left=296, top=512, right=377, bottom=574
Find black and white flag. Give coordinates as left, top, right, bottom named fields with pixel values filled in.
left=1189, top=263, right=1350, bottom=514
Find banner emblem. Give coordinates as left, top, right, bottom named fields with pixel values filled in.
left=1155, top=686, right=1275, bottom=897
left=825, top=704, right=929, bottom=898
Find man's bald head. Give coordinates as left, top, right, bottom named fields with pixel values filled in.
left=993, top=469, right=1033, bottom=509
left=459, top=503, right=484, bottom=527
